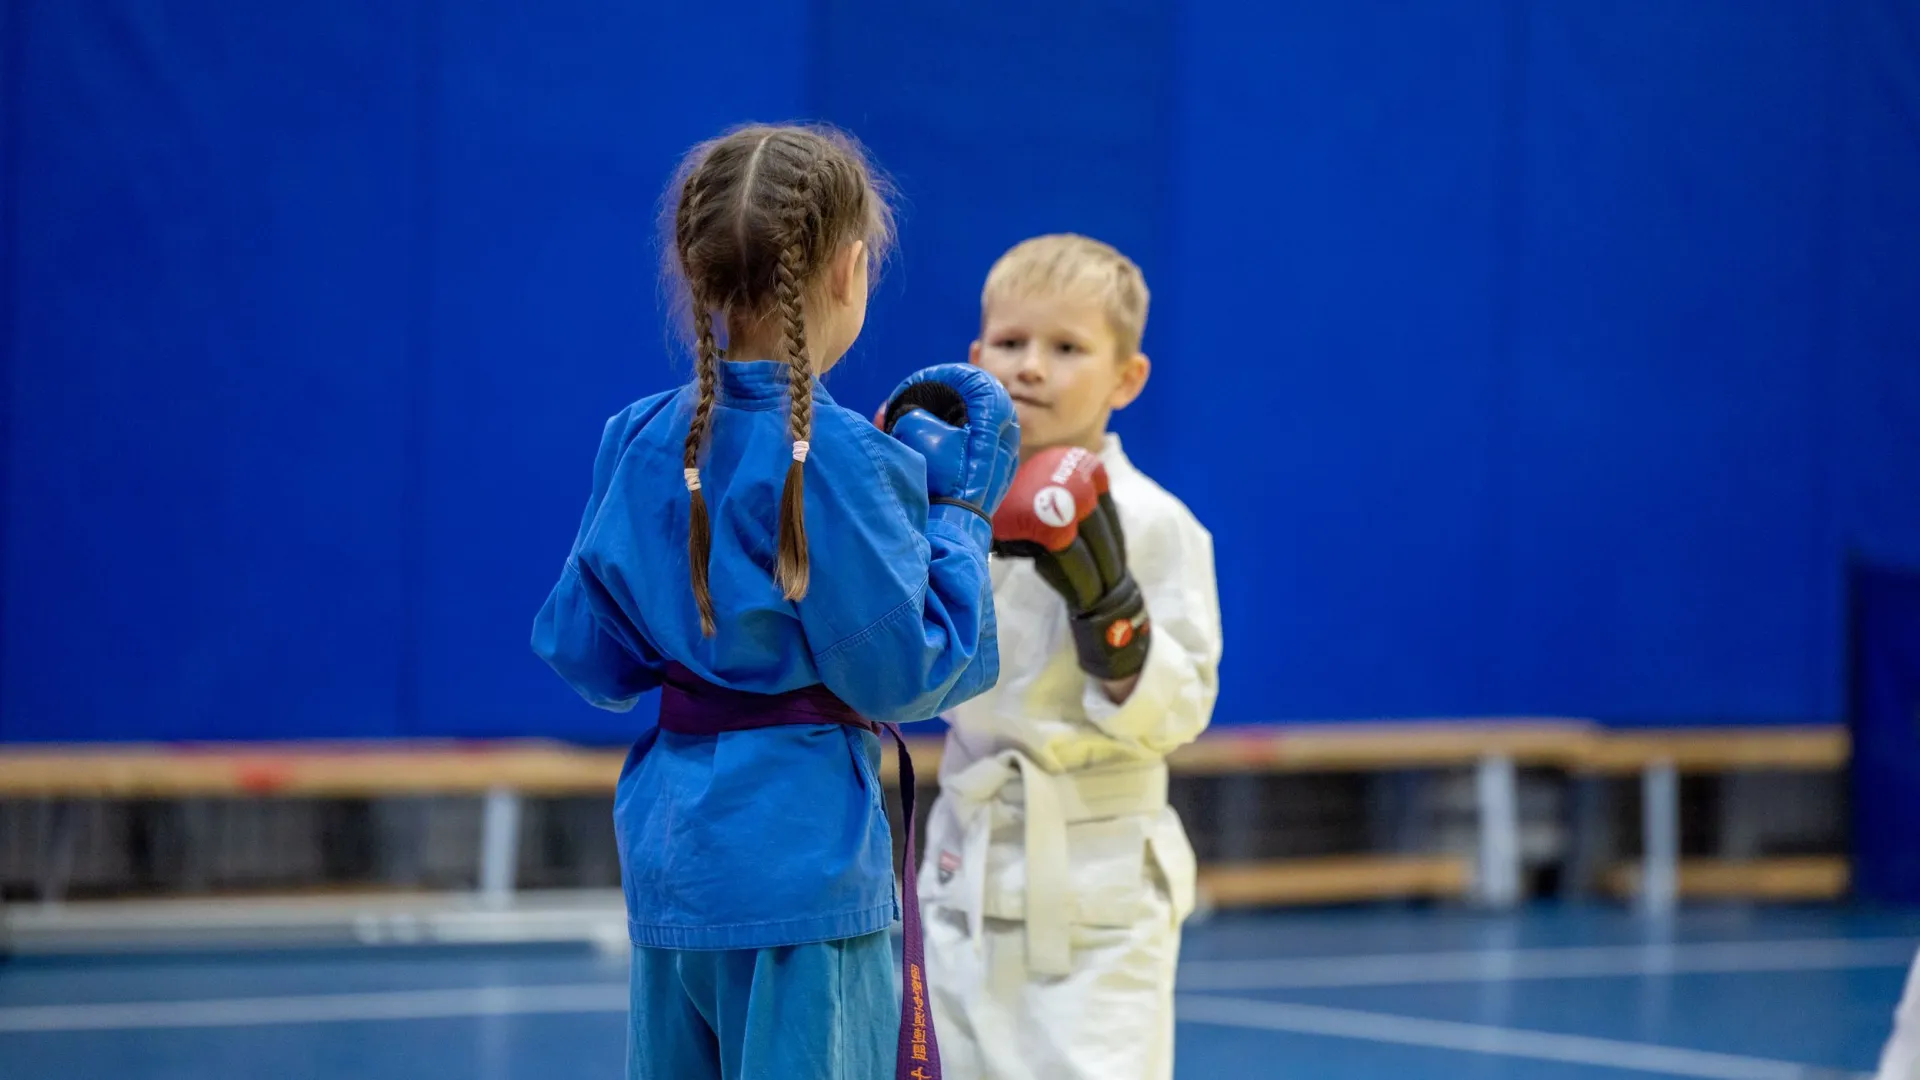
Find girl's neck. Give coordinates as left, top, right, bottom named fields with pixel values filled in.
left=724, top=338, right=829, bottom=374
left=723, top=316, right=835, bottom=373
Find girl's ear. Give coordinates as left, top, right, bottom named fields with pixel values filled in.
left=830, top=241, right=867, bottom=305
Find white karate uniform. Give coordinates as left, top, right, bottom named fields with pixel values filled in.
left=1876, top=950, right=1920, bottom=1080
left=919, top=433, right=1223, bottom=1080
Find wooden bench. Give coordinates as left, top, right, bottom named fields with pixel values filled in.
left=0, top=740, right=617, bottom=799
left=1164, top=720, right=1597, bottom=910
left=492, top=721, right=1592, bottom=911
left=1573, top=727, right=1852, bottom=913
left=0, top=721, right=1850, bottom=920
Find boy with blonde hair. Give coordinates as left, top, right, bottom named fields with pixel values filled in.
left=919, top=234, right=1224, bottom=1079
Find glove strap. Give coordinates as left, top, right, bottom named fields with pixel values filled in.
left=926, top=502, right=992, bottom=554
left=1068, top=576, right=1152, bottom=681
left=929, top=495, right=989, bottom=523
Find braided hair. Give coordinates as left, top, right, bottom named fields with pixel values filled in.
left=664, top=124, right=894, bottom=633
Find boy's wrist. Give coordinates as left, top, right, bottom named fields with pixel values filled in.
left=1098, top=674, right=1140, bottom=704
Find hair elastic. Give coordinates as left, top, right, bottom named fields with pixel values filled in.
left=683, top=468, right=701, bottom=492
left=791, top=440, right=810, bottom=464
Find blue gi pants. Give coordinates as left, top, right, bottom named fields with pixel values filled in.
left=627, top=931, right=896, bottom=1080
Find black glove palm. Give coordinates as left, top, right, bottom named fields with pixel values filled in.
left=991, top=447, right=1151, bottom=681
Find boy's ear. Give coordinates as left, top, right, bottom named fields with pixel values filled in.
left=968, top=339, right=983, bottom=367
left=1109, top=352, right=1150, bottom=411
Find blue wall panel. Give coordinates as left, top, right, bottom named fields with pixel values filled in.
left=410, top=0, right=806, bottom=740
left=1503, top=3, right=1834, bottom=723
left=0, top=0, right=18, bottom=740
left=1834, top=0, right=1920, bottom=574
left=1850, top=562, right=1920, bottom=903
left=808, top=0, right=1178, bottom=448
left=1170, top=2, right=1511, bottom=723
left=2, top=1, right=1918, bottom=740
left=2, top=2, right=420, bottom=740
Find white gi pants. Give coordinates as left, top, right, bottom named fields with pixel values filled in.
left=1877, top=949, right=1920, bottom=1080
left=920, top=752, right=1195, bottom=1080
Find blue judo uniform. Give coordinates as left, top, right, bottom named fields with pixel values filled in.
left=533, top=359, right=1009, bottom=1079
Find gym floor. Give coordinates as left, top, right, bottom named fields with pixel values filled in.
left=2, top=905, right=1913, bottom=1079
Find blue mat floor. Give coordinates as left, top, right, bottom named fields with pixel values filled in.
left=3, top=904, right=1915, bottom=1079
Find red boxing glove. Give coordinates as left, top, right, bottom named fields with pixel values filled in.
left=991, top=446, right=1150, bottom=680
left=991, top=445, right=1104, bottom=553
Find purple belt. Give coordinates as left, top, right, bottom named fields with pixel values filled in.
left=658, top=664, right=941, bottom=1080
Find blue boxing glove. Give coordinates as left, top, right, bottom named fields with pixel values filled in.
left=881, top=363, right=1020, bottom=549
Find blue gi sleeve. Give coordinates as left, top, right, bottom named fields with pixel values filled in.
left=531, top=405, right=668, bottom=712
left=798, top=407, right=998, bottom=725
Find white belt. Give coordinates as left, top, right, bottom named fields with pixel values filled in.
left=942, top=751, right=1168, bottom=976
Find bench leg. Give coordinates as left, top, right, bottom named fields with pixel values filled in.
left=179, top=800, right=213, bottom=894
left=1474, top=754, right=1521, bottom=908
left=1640, top=761, right=1679, bottom=916
left=478, top=788, right=522, bottom=908
left=1719, top=772, right=1759, bottom=860
left=38, top=800, right=78, bottom=907
left=374, top=798, right=428, bottom=888
left=1563, top=774, right=1613, bottom=899
left=1217, top=773, right=1261, bottom=863
left=1368, top=771, right=1427, bottom=855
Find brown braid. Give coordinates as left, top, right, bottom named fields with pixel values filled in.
left=660, top=123, right=896, bottom=633
left=772, top=146, right=816, bottom=601
left=683, top=306, right=721, bottom=635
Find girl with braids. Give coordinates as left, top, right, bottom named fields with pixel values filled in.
left=533, top=123, right=1018, bottom=1080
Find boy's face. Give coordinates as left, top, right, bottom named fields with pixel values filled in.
left=970, top=293, right=1149, bottom=459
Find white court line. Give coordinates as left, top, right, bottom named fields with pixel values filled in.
left=1176, top=994, right=1858, bottom=1080
left=1178, top=937, right=1920, bottom=992
left=4, top=937, right=1909, bottom=1040
left=0, top=983, right=627, bottom=1034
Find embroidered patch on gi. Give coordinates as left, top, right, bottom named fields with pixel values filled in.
left=937, top=849, right=961, bottom=884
